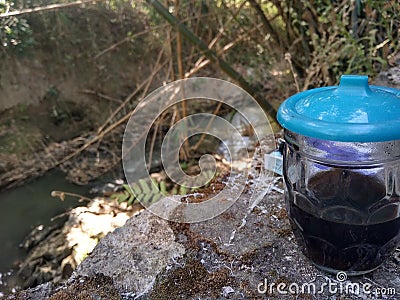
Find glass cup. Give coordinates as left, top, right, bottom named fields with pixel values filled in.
left=283, top=129, right=400, bottom=275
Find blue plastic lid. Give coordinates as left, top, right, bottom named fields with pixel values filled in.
left=277, top=75, right=400, bottom=142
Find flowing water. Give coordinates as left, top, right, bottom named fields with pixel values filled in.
left=0, top=169, right=91, bottom=293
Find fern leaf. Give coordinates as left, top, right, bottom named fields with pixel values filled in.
left=131, top=182, right=141, bottom=196
left=150, top=178, right=159, bottom=192
left=136, top=192, right=145, bottom=202
left=171, top=187, right=178, bottom=195
left=139, top=179, right=150, bottom=194
left=127, top=194, right=136, bottom=205
left=112, top=191, right=130, bottom=203
left=160, top=180, right=167, bottom=194
left=142, top=193, right=153, bottom=204
left=179, top=185, right=187, bottom=195
left=152, top=193, right=163, bottom=202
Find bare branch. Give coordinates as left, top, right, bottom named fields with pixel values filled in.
left=247, top=0, right=284, bottom=51
left=146, top=0, right=277, bottom=117
left=0, top=0, right=104, bottom=18
left=80, top=89, right=122, bottom=103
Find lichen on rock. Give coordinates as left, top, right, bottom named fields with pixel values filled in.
left=72, top=209, right=186, bottom=297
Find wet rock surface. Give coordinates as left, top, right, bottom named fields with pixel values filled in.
left=3, top=175, right=399, bottom=299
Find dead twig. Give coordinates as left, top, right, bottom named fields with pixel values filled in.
left=51, top=190, right=93, bottom=202
left=185, top=24, right=262, bottom=78
left=0, top=0, right=104, bottom=18
left=96, top=56, right=169, bottom=134
left=80, top=89, right=122, bottom=103
left=188, top=0, right=247, bottom=80
left=190, top=100, right=223, bottom=153
left=146, top=0, right=277, bottom=118
left=147, top=112, right=164, bottom=171
left=93, top=24, right=164, bottom=60
left=208, top=0, right=247, bottom=50
left=174, top=0, right=189, bottom=161
left=56, top=49, right=169, bottom=167
left=94, top=11, right=218, bottom=61
left=248, top=0, right=285, bottom=51
left=285, top=53, right=300, bottom=93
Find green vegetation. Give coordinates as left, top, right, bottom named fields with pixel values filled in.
left=111, top=169, right=216, bottom=206
left=111, top=180, right=165, bottom=206
left=0, top=0, right=398, bottom=189
left=0, top=0, right=33, bottom=52
left=1, top=0, right=398, bottom=86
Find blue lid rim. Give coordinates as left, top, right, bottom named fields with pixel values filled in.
left=277, top=84, right=400, bottom=142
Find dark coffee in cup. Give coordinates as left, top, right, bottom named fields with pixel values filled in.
left=287, top=170, right=400, bottom=274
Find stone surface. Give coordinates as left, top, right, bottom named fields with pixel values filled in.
left=1, top=275, right=121, bottom=300
left=72, top=209, right=186, bottom=298
left=1, top=283, right=54, bottom=300
left=48, top=274, right=121, bottom=300
left=146, top=179, right=400, bottom=300
left=7, top=174, right=397, bottom=299
left=373, top=66, right=400, bottom=88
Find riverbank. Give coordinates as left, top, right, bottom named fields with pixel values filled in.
left=2, top=197, right=142, bottom=295
left=0, top=170, right=92, bottom=283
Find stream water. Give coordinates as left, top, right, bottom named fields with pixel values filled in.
left=0, top=170, right=91, bottom=285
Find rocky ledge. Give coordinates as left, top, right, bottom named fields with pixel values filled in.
left=2, top=68, right=400, bottom=300
left=2, top=173, right=399, bottom=300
